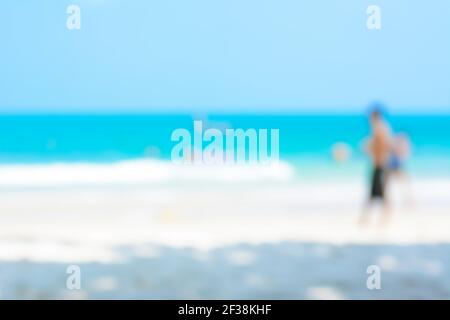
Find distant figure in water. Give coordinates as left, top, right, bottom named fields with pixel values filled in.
left=360, top=109, right=392, bottom=226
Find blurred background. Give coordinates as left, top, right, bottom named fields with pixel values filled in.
left=0, top=0, right=449, bottom=299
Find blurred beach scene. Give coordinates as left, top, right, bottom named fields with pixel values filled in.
left=0, top=114, right=449, bottom=299
left=1, top=0, right=449, bottom=299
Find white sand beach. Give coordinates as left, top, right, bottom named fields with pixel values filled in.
left=0, top=160, right=449, bottom=299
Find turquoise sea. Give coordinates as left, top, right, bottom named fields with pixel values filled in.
left=0, top=114, right=449, bottom=178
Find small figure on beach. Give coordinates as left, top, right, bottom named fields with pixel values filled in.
left=387, top=133, right=410, bottom=178
left=360, top=108, right=392, bottom=226
left=387, top=132, right=414, bottom=206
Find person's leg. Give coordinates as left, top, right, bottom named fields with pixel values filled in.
left=359, top=199, right=372, bottom=225
left=359, top=167, right=378, bottom=226
left=379, top=199, right=391, bottom=227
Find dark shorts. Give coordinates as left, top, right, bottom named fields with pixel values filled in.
left=370, top=166, right=385, bottom=199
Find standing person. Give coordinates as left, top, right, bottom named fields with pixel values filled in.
left=388, top=133, right=411, bottom=177
left=359, top=109, right=392, bottom=226
left=388, top=133, right=414, bottom=206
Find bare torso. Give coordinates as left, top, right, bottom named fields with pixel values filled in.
left=368, top=122, right=391, bottom=167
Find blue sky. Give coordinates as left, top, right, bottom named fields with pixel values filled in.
left=0, top=0, right=449, bottom=113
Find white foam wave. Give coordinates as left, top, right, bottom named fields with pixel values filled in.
left=0, top=159, right=295, bottom=187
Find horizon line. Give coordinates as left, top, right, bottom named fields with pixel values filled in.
left=0, top=110, right=449, bottom=116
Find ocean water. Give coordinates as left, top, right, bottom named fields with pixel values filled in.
left=0, top=114, right=449, bottom=180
